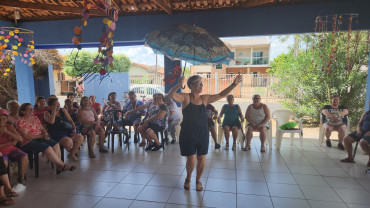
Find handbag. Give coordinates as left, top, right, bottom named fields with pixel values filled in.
left=60, top=120, right=74, bottom=134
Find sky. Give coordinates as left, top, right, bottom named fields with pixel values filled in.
left=58, top=35, right=294, bottom=67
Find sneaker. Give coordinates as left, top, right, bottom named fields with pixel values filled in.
left=326, top=140, right=332, bottom=147
left=215, top=143, right=221, bottom=149
left=338, top=143, right=345, bottom=150
left=145, top=144, right=155, bottom=151
left=171, top=139, right=176, bottom=144
left=152, top=144, right=164, bottom=151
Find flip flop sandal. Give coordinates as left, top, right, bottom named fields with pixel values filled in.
left=225, top=143, right=229, bottom=150
left=6, top=191, right=19, bottom=198
left=184, top=179, right=191, bottom=191
left=0, top=197, right=15, bottom=206
left=89, top=152, right=96, bottom=158
left=232, top=144, right=236, bottom=151
left=243, top=145, right=251, bottom=151
left=340, top=158, right=355, bottom=163
left=196, top=182, right=203, bottom=191
left=57, top=165, right=77, bottom=175
left=260, top=146, right=265, bottom=152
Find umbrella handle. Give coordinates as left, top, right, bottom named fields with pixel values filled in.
left=182, top=71, right=185, bottom=89
left=181, top=63, right=186, bottom=89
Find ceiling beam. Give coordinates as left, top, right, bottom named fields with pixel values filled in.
left=241, top=0, right=274, bottom=8
left=152, top=0, right=174, bottom=15
left=0, top=0, right=104, bottom=16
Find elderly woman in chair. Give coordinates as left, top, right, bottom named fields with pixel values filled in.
left=341, top=105, right=370, bottom=166
left=218, top=94, right=244, bottom=151
left=244, top=94, right=270, bottom=152
left=321, top=95, right=348, bottom=150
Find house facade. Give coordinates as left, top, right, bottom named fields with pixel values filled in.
left=190, top=37, right=271, bottom=75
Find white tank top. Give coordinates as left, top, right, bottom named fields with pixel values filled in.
left=249, top=104, right=268, bottom=127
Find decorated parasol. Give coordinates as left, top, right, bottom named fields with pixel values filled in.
left=145, top=24, right=233, bottom=87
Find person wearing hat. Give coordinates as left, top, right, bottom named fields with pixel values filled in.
left=0, top=109, right=28, bottom=185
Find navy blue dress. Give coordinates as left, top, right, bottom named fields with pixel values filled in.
left=179, top=96, right=209, bottom=156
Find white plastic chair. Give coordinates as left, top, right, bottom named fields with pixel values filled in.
left=244, top=120, right=273, bottom=150
left=216, top=121, right=245, bottom=148
left=318, top=114, right=350, bottom=146
left=272, top=110, right=303, bottom=150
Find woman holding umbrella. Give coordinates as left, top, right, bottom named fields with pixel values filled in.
left=167, top=74, right=242, bottom=191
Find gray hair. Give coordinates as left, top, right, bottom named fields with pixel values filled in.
left=227, top=94, right=234, bottom=100
left=187, top=75, right=202, bottom=88
left=252, top=94, right=261, bottom=99
left=6, top=100, right=19, bottom=110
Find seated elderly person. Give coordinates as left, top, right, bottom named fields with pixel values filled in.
left=244, top=94, right=270, bottom=152
left=16, top=103, right=76, bottom=174
left=77, top=96, right=108, bottom=158
left=0, top=152, right=19, bottom=205
left=33, top=97, right=48, bottom=123
left=126, top=94, right=157, bottom=147
left=6, top=100, right=20, bottom=126
left=206, top=103, right=221, bottom=149
left=0, top=109, right=28, bottom=185
left=137, top=94, right=169, bottom=151
left=64, top=99, right=78, bottom=124
left=218, top=94, right=244, bottom=151
left=118, top=91, right=145, bottom=143
left=341, top=108, right=370, bottom=166
left=164, top=97, right=182, bottom=144
left=322, top=95, right=348, bottom=150
left=89, top=96, right=102, bottom=117
left=67, top=93, right=79, bottom=109
left=44, top=98, right=84, bottom=161
left=102, top=92, right=121, bottom=136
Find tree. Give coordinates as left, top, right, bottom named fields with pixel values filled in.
left=0, top=49, right=64, bottom=107
left=64, top=50, right=131, bottom=77
left=268, top=31, right=369, bottom=126
left=112, top=54, right=131, bottom=72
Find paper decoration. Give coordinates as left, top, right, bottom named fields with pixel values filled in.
left=0, top=27, right=35, bottom=76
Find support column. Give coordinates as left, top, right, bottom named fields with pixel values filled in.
left=164, top=57, right=182, bottom=107
left=366, top=49, right=370, bottom=110
left=48, top=65, right=55, bottom=95
left=15, top=53, right=35, bottom=105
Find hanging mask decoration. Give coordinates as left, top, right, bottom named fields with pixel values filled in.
left=72, top=0, right=118, bottom=83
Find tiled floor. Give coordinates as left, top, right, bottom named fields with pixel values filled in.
left=9, top=136, right=370, bottom=208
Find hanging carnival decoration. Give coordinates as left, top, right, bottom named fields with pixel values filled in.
left=0, top=27, right=35, bottom=76
left=312, top=13, right=359, bottom=72
left=71, top=0, right=118, bottom=83
left=163, top=64, right=182, bottom=85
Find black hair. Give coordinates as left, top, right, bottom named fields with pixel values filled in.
left=67, top=93, right=76, bottom=98
left=34, top=96, right=45, bottom=109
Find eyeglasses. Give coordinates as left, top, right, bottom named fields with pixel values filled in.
left=194, top=82, right=203, bottom=86
left=253, top=98, right=261, bottom=100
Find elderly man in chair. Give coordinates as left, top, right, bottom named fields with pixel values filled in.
left=341, top=107, right=370, bottom=167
